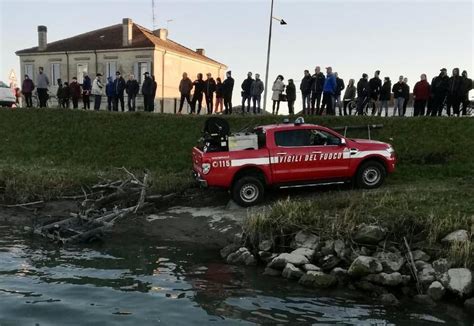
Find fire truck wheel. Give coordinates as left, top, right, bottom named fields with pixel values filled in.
left=356, top=161, right=385, bottom=189
left=232, top=176, right=264, bottom=207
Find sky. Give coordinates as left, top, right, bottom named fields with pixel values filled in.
left=0, top=0, right=473, bottom=114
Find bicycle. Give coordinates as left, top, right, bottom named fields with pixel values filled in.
left=347, top=97, right=371, bottom=116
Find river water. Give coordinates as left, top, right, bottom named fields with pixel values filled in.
left=0, top=224, right=472, bottom=326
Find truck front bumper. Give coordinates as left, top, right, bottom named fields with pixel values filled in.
left=192, top=170, right=208, bottom=188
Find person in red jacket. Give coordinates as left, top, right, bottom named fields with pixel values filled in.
left=413, top=74, right=431, bottom=116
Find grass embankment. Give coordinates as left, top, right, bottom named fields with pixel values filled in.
left=0, top=109, right=473, bottom=203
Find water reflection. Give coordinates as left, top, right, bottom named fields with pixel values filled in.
left=0, top=226, right=472, bottom=325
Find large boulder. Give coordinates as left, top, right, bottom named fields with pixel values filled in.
left=353, top=280, right=387, bottom=296
left=220, top=243, right=240, bottom=259
left=259, top=251, right=277, bottom=264
left=427, top=281, right=445, bottom=301
left=303, top=264, right=321, bottom=272
left=373, top=251, right=405, bottom=273
left=363, top=272, right=404, bottom=287
left=291, top=248, right=315, bottom=260
left=320, top=255, right=341, bottom=271
left=348, top=256, right=383, bottom=277
left=330, top=267, right=349, bottom=285
left=432, top=258, right=452, bottom=276
left=292, top=231, right=320, bottom=250
left=441, top=268, right=473, bottom=297
left=411, top=250, right=430, bottom=262
left=333, top=240, right=346, bottom=258
left=282, top=263, right=304, bottom=280
left=464, top=297, right=474, bottom=311
left=298, top=271, right=337, bottom=289
left=268, top=253, right=309, bottom=269
left=263, top=267, right=281, bottom=277
left=321, top=240, right=335, bottom=256
left=380, top=293, right=400, bottom=306
left=226, top=247, right=256, bottom=266
left=417, top=263, right=436, bottom=286
left=258, top=240, right=273, bottom=252
left=353, top=224, right=386, bottom=244
left=441, top=230, right=469, bottom=243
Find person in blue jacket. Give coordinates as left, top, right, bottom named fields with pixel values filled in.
left=105, top=76, right=115, bottom=111
left=319, top=67, right=337, bottom=115
left=113, top=71, right=126, bottom=112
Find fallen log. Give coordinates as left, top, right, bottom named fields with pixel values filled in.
left=33, top=171, right=153, bottom=245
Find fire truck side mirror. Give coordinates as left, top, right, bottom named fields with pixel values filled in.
left=340, top=138, right=347, bottom=146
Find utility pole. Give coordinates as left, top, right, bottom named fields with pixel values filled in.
left=262, top=0, right=274, bottom=113
left=152, top=0, right=157, bottom=30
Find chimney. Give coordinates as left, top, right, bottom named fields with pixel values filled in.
left=153, top=28, right=168, bottom=41
left=196, top=48, right=205, bottom=56
left=37, top=25, right=47, bottom=51
left=122, top=18, right=133, bottom=47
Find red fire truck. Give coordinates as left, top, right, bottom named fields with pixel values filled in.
left=193, top=118, right=396, bottom=207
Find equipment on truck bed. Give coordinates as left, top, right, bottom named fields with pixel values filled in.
left=228, top=133, right=258, bottom=151
left=201, top=117, right=230, bottom=153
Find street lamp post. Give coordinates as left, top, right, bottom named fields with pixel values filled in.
left=263, top=0, right=286, bottom=113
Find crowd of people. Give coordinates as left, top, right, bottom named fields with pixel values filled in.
left=177, top=67, right=472, bottom=117
left=21, top=67, right=158, bottom=112
left=19, top=66, right=473, bottom=117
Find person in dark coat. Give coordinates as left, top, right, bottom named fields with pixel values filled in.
left=113, top=71, right=126, bottom=112
left=21, top=75, right=35, bottom=108
left=69, top=77, right=81, bottom=109
left=178, top=72, right=193, bottom=114
left=343, top=79, right=356, bottom=116
left=82, top=74, right=92, bottom=110
left=141, top=72, right=153, bottom=112
left=461, top=70, right=473, bottom=116
left=215, top=77, right=224, bottom=114
left=379, top=77, right=392, bottom=117
left=151, top=75, right=158, bottom=112
left=286, top=79, right=296, bottom=115
left=56, top=79, right=64, bottom=108
left=369, top=70, right=382, bottom=115
left=356, top=73, right=370, bottom=115
left=105, top=77, right=115, bottom=111
left=446, top=68, right=464, bottom=116
left=192, top=73, right=205, bottom=115
left=250, top=74, right=264, bottom=114
left=125, top=74, right=140, bottom=112
left=223, top=71, right=234, bottom=114
left=392, top=76, right=406, bottom=116
left=300, top=70, right=312, bottom=115
left=402, top=78, right=410, bottom=116
left=62, top=82, right=70, bottom=108
left=204, top=73, right=216, bottom=115
left=413, top=74, right=431, bottom=116
left=311, top=66, right=325, bottom=115
left=334, top=72, right=345, bottom=116
left=430, top=68, right=449, bottom=116
left=241, top=72, right=254, bottom=114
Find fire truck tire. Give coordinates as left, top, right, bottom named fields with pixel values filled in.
left=232, top=176, right=264, bottom=207
left=356, top=161, right=385, bottom=189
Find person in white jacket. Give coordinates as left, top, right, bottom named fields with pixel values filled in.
left=272, top=75, right=285, bottom=115
left=91, top=73, right=104, bottom=111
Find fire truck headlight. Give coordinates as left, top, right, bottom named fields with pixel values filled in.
left=202, top=163, right=211, bottom=175
left=386, top=146, right=395, bottom=155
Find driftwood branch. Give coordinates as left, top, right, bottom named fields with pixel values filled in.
left=403, top=236, right=422, bottom=294
left=33, top=170, right=154, bottom=245
left=1, top=200, right=44, bottom=208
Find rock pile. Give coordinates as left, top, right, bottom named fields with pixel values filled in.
left=221, top=227, right=473, bottom=310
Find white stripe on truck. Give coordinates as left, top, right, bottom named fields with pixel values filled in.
left=229, top=150, right=390, bottom=167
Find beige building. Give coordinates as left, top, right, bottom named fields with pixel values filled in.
left=16, top=18, right=227, bottom=113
